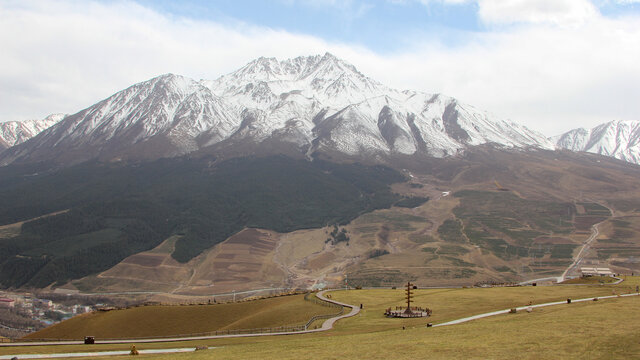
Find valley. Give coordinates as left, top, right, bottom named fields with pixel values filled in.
left=0, top=53, right=639, bottom=354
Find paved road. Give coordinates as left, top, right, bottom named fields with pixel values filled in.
left=1, top=290, right=359, bottom=347
left=560, top=221, right=602, bottom=282
left=434, top=292, right=639, bottom=327
left=520, top=216, right=606, bottom=286
left=0, top=347, right=197, bottom=359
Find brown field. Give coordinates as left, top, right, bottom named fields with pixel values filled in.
left=23, top=294, right=337, bottom=340
left=591, top=216, right=640, bottom=274
left=560, top=276, right=619, bottom=284
left=531, top=236, right=573, bottom=245
left=574, top=216, right=607, bottom=231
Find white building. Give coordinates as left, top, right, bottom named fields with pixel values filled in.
left=580, top=267, right=614, bottom=277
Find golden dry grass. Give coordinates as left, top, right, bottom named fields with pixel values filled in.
left=327, top=276, right=640, bottom=333
left=4, top=279, right=640, bottom=359
left=23, top=294, right=338, bottom=340
left=560, top=276, right=619, bottom=284
left=141, top=295, right=640, bottom=360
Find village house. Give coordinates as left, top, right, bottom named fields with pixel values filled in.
left=0, top=297, right=15, bottom=308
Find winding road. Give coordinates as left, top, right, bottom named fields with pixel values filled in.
left=434, top=292, right=639, bottom=327
left=2, top=287, right=638, bottom=359
left=0, top=290, right=360, bottom=347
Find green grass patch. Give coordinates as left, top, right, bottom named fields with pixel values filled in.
left=493, top=265, right=513, bottom=273
left=577, top=202, right=612, bottom=216
left=437, top=244, right=469, bottom=255
left=561, top=276, right=618, bottom=284
left=408, top=233, right=437, bottom=244
left=394, top=196, right=429, bottom=208
left=451, top=190, right=577, bottom=261
left=437, top=219, right=465, bottom=243
left=441, top=256, right=475, bottom=267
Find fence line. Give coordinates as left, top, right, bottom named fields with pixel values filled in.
left=4, top=292, right=343, bottom=343
left=303, top=292, right=344, bottom=330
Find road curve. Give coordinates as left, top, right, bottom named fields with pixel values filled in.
left=1, top=290, right=359, bottom=347
left=434, top=292, right=639, bottom=327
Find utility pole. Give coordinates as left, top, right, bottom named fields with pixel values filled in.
left=405, top=281, right=414, bottom=315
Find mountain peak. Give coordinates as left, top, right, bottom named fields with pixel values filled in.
left=1, top=54, right=553, bottom=166
left=0, top=113, right=65, bottom=149
left=204, top=53, right=387, bottom=111
left=212, top=53, right=368, bottom=85
left=554, top=119, right=640, bottom=164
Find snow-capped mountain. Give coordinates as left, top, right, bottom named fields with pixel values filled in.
left=553, top=120, right=640, bottom=165
left=0, top=53, right=553, bottom=166
left=0, top=114, right=65, bottom=150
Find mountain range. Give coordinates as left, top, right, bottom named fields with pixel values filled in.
left=1, top=54, right=640, bottom=291
left=553, top=120, right=640, bottom=165
left=0, top=114, right=64, bottom=151
left=0, top=53, right=557, bottom=167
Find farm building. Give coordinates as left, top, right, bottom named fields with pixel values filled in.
left=580, top=267, right=614, bottom=277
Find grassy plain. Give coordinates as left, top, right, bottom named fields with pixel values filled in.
left=24, top=294, right=338, bottom=340
left=560, top=276, right=619, bottom=284
left=144, top=295, right=640, bottom=360
left=3, top=278, right=639, bottom=359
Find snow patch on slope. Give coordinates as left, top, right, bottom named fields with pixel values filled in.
left=1, top=53, right=554, bottom=164
left=553, top=120, right=640, bottom=165
left=0, top=113, right=65, bottom=149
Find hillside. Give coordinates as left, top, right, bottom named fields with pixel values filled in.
left=3, top=146, right=640, bottom=291
left=0, top=56, right=639, bottom=292
left=0, top=156, right=407, bottom=288
left=8, top=147, right=628, bottom=294
left=23, top=294, right=338, bottom=340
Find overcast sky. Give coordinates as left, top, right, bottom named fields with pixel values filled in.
left=1, top=0, right=639, bottom=135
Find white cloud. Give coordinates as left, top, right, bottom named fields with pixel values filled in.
left=1, top=0, right=639, bottom=136
left=415, top=0, right=600, bottom=25
left=477, top=0, right=599, bottom=25
left=0, top=0, right=352, bottom=122
left=358, top=14, right=640, bottom=135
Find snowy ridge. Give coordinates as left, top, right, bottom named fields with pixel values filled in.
left=553, top=120, right=640, bottom=165
left=0, top=114, right=65, bottom=150
left=0, top=53, right=554, bottom=165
